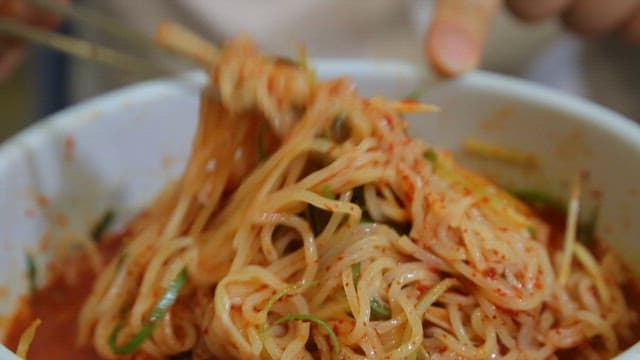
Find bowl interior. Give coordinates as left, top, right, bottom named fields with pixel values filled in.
left=1, top=61, right=639, bottom=351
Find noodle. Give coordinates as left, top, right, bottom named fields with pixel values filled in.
left=73, top=36, right=638, bottom=359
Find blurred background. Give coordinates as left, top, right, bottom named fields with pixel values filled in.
left=1, top=0, right=638, bottom=141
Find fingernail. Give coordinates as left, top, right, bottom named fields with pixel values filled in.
left=431, top=24, right=479, bottom=76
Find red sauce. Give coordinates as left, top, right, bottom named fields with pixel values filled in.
left=2, top=234, right=123, bottom=360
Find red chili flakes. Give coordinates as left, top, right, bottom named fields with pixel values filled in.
left=482, top=267, right=498, bottom=280
left=36, top=194, right=49, bottom=208
left=24, top=208, right=36, bottom=218
left=63, top=135, right=75, bottom=161
left=415, top=283, right=429, bottom=296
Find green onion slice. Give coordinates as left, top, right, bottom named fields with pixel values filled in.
left=92, top=210, right=114, bottom=241
left=423, top=149, right=438, bottom=166
left=320, top=184, right=335, bottom=200
left=351, top=262, right=361, bottom=287
left=370, top=298, right=391, bottom=318
left=109, top=268, right=188, bottom=355
left=273, top=314, right=340, bottom=357
left=26, top=253, right=37, bottom=294
left=507, top=187, right=565, bottom=212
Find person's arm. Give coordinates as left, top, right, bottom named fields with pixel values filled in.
left=0, top=0, right=65, bottom=82
left=425, top=0, right=640, bottom=77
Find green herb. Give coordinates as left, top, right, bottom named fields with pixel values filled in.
left=320, top=185, right=334, bottom=200
left=404, top=85, right=427, bottom=101
left=109, top=269, right=188, bottom=355
left=259, top=282, right=308, bottom=334
left=423, top=149, right=438, bottom=166
left=507, top=188, right=565, bottom=212
left=351, top=262, right=391, bottom=319
left=526, top=226, right=537, bottom=238
left=273, top=314, right=340, bottom=357
left=370, top=298, right=391, bottom=318
left=351, top=263, right=361, bottom=286
left=258, top=124, right=268, bottom=162
left=92, top=210, right=114, bottom=241
left=26, top=253, right=37, bottom=294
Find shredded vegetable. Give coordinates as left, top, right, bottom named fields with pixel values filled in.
left=320, top=185, right=334, bottom=200
left=423, top=149, right=438, bottom=167
left=273, top=314, right=340, bottom=357
left=370, top=298, right=391, bottom=318
left=91, top=210, right=114, bottom=241
left=507, top=187, right=565, bottom=212
left=109, top=269, right=188, bottom=355
left=25, top=254, right=36, bottom=294
left=351, top=263, right=361, bottom=286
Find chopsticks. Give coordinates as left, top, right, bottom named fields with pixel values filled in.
left=23, top=0, right=158, bottom=52
left=0, top=17, right=164, bottom=76
left=0, top=0, right=217, bottom=78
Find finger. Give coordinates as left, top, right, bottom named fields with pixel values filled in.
left=425, top=0, right=502, bottom=77
left=506, top=0, right=571, bottom=23
left=562, top=0, right=639, bottom=36
left=0, top=45, right=26, bottom=83
left=621, top=6, right=640, bottom=44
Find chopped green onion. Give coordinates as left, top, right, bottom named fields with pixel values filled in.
left=257, top=124, right=268, bottom=162
left=92, top=210, right=114, bottom=241
left=273, top=314, right=340, bottom=357
left=109, top=268, right=188, bottom=355
left=351, top=263, right=361, bottom=286
left=404, top=85, right=427, bottom=101
left=26, top=253, right=36, bottom=294
left=526, top=226, right=537, bottom=238
left=259, top=282, right=308, bottom=334
left=351, top=263, right=391, bottom=319
left=423, top=149, right=438, bottom=167
left=507, top=188, right=565, bottom=212
left=320, top=185, right=334, bottom=200
left=370, top=298, right=391, bottom=318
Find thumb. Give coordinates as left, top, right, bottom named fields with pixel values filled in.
left=425, top=0, right=502, bottom=77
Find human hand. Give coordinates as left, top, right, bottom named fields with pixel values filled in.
left=425, top=0, right=640, bottom=77
left=0, top=0, right=64, bottom=82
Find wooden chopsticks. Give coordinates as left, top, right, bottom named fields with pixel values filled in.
left=0, top=0, right=217, bottom=78
left=0, top=17, right=164, bottom=75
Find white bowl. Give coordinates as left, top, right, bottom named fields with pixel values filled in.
left=1, top=60, right=639, bottom=357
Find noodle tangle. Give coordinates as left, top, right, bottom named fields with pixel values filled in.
left=79, top=37, right=637, bottom=359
